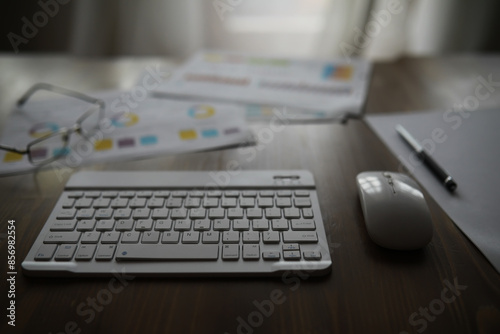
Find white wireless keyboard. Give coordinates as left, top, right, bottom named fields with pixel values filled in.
left=22, top=171, right=332, bottom=276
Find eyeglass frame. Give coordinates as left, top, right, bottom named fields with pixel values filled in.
left=0, top=83, right=106, bottom=166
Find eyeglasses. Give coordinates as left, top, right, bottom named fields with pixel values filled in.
left=0, top=83, right=105, bottom=166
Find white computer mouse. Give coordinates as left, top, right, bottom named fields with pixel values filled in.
left=356, top=171, right=433, bottom=250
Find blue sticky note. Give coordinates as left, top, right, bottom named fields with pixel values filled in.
left=140, top=135, right=158, bottom=146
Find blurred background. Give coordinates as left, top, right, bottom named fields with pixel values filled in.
left=1, top=0, right=500, bottom=60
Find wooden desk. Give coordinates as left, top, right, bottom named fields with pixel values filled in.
left=0, top=55, right=499, bottom=334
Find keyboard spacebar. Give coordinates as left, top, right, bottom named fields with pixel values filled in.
left=116, top=244, right=219, bottom=261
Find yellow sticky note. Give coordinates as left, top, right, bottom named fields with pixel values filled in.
left=94, top=139, right=113, bottom=151
left=179, top=129, right=198, bottom=141
left=3, top=151, right=23, bottom=162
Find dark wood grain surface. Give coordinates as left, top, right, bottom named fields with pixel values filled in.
left=0, top=54, right=499, bottom=334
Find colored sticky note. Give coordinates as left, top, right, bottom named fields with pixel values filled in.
left=53, top=147, right=70, bottom=157
left=30, top=148, right=48, bottom=159
left=94, top=139, right=113, bottom=151
left=3, top=151, right=23, bottom=162
left=179, top=129, right=197, bottom=140
left=224, top=127, right=240, bottom=135
left=140, top=135, right=158, bottom=145
left=201, top=129, right=219, bottom=138
left=118, top=138, right=135, bottom=148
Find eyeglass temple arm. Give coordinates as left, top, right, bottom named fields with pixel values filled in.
left=17, top=83, right=105, bottom=112
left=0, top=144, right=27, bottom=154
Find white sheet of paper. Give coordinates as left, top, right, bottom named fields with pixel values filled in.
left=0, top=90, right=253, bottom=175
left=366, top=109, right=500, bottom=274
left=153, top=50, right=372, bottom=119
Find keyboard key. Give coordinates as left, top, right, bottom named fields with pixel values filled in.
left=133, top=208, right=150, bottom=219
left=153, top=191, right=170, bottom=198
left=222, top=198, right=237, bottom=208
left=203, top=198, right=219, bottom=208
left=233, top=219, right=250, bottom=231
left=142, top=231, right=160, bottom=244
left=283, top=243, right=300, bottom=251
left=135, top=220, right=153, bottom=231
left=222, top=244, right=239, bottom=260
left=154, top=219, right=172, bottom=231
left=202, top=231, right=220, bottom=244
left=246, top=208, right=263, bottom=219
left=93, top=198, right=111, bottom=208
left=81, top=232, right=100, bottom=244
left=101, top=232, right=121, bottom=244
left=111, top=198, right=128, bottom=208
left=75, top=245, right=97, bottom=261
left=137, top=191, right=153, bottom=198
left=294, top=190, right=310, bottom=197
left=95, top=208, right=113, bottom=219
left=67, top=191, right=84, bottom=198
left=239, top=198, right=255, bottom=208
left=130, top=198, right=147, bottom=208
left=272, top=219, right=288, bottom=231
left=62, top=199, right=75, bottom=208
left=77, top=220, right=96, bottom=231
left=227, top=208, right=244, bottom=219
left=95, top=244, right=116, bottom=261
left=152, top=208, right=169, bottom=219
left=208, top=208, right=225, bottom=218
left=257, top=198, right=273, bottom=208
left=115, top=219, right=134, bottom=231
left=96, top=220, right=115, bottom=231
left=170, top=208, right=188, bottom=219
left=277, top=190, right=292, bottom=197
left=193, top=220, right=210, bottom=231
left=189, top=191, right=204, bottom=197
left=57, top=209, right=76, bottom=220
left=243, top=244, right=260, bottom=260
left=259, top=191, right=274, bottom=197
left=190, top=208, right=206, bottom=219
left=182, top=231, right=200, bottom=244
left=282, top=231, right=318, bottom=243
left=116, top=244, right=218, bottom=260
left=76, top=209, right=95, bottom=219
left=263, top=251, right=280, bottom=261
left=223, top=231, right=239, bottom=243
left=243, top=231, right=259, bottom=243
left=50, top=220, right=77, bottom=231
left=172, top=191, right=188, bottom=198
left=119, top=191, right=136, bottom=198
left=265, top=208, right=281, bottom=219
left=283, top=250, right=301, bottom=260
left=291, top=219, right=316, bottom=231
left=174, top=220, right=191, bottom=231
left=224, top=191, right=239, bottom=197
left=252, top=219, right=269, bottom=231
left=85, top=191, right=101, bottom=198
left=185, top=198, right=201, bottom=208
left=161, top=231, right=180, bottom=243
left=276, top=198, right=292, bottom=208
left=242, top=191, right=257, bottom=197
left=147, top=198, right=165, bottom=208
left=207, top=190, right=222, bottom=197
left=44, top=232, right=80, bottom=244
left=55, top=244, right=77, bottom=261
left=213, top=219, right=230, bottom=231
left=303, top=251, right=322, bottom=260
left=34, top=244, right=57, bottom=261
left=121, top=231, right=140, bottom=244
left=302, top=208, right=314, bottom=218
left=284, top=208, right=301, bottom=219
left=102, top=191, right=118, bottom=198
left=262, top=231, right=280, bottom=244
left=166, top=198, right=183, bottom=208
left=294, top=198, right=312, bottom=208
